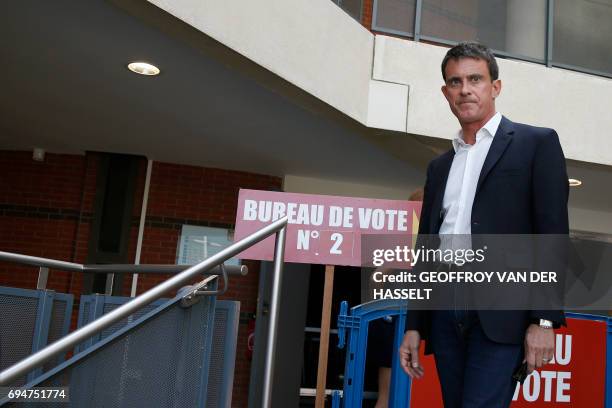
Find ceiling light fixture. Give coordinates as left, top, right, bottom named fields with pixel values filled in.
left=568, top=178, right=582, bottom=187
left=127, top=62, right=160, bottom=76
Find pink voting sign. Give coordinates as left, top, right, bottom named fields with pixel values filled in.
left=233, top=189, right=422, bottom=267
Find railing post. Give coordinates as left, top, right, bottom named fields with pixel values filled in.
left=262, top=226, right=287, bottom=408
left=36, top=267, right=49, bottom=290
left=105, top=273, right=115, bottom=295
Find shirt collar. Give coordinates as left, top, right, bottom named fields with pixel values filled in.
left=452, top=112, right=502, bottom=152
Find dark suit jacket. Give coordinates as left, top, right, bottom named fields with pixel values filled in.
left=406, top=116, right=568, bottom=354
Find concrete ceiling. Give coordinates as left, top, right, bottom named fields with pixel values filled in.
left=0, top=0, right=423, bottom=190
left=565, top=160, right=612, bottom=213
left=1, top=0, right=610, bottom=213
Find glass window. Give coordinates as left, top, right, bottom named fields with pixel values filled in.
left=553, top=0, right=612, bottom=75
left=176, top=225, right=240, bottom=266
left=421, top=0, right=547, bottom=61
left=373, top=0, right=416, bottom=35
left=337, top=0, right=363, bottom=21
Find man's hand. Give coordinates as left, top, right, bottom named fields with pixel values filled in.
left=524, top=324, right=555, bottom=373
left=399, top=330, right=424, bottom=379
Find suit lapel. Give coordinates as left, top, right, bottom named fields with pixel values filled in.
left=429, top=150, right=454, bottom=233
left=475, top=116, right=514, bottom=194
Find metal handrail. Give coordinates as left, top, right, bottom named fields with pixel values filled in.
left=0, top=216, right=288, bottom=390
left=0, top=251, right=248, bottom=276
left=0, top=251, right=83, bottom=272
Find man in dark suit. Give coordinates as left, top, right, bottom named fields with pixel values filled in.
left=398, top=42, right=568, bottom=407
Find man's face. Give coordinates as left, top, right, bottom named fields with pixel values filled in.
left=442, top=57, right=501, bottom=126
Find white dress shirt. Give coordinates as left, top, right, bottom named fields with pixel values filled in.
left=439, top=112, right=502, bottom=242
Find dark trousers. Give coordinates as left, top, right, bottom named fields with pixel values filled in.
left=430, top=310, right=523, bottom=408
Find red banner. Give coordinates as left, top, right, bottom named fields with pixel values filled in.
left=409, top=316, right=607, bottom=407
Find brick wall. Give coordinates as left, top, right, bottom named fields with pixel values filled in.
left=0, top=151, right=98, bottom=293
left=0, top=150, right=282, bottom=407
left=362, top=0, right=373, bottom=29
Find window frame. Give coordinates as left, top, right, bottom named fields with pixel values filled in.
left=370, top=0, right=612, bottom=79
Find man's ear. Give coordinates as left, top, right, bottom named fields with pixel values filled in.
left=492, top=79, right=502, bottom=99
left=441, top=85, right=449, bottom=101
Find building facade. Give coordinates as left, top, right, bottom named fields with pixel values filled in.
left=1, top=1, right=611, bottom=406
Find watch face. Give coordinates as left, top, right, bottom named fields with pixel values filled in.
left=539, top=319, right=553, bottom=328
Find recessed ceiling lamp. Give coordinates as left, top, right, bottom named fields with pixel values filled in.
left=127, top=62, right=160, bottom=76
left=568, top=178, right=582, bottom=187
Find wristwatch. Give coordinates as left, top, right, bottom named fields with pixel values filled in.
left=538, top=319, right=554, bottom=329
